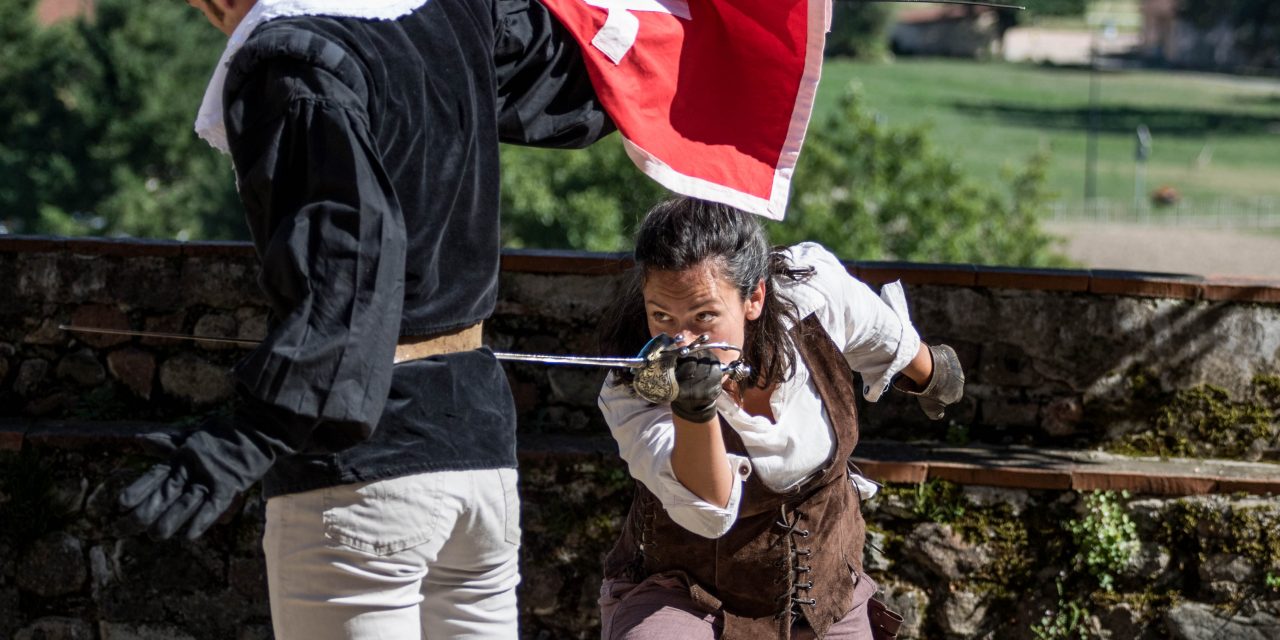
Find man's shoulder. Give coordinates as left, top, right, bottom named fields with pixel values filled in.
left=226, top=18, right=370, bottom=101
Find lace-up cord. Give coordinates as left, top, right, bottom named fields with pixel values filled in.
left=775, top=505, right=816, bottom=619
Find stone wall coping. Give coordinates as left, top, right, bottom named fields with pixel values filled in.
left=851, top=441, right=1280, bottom=496
left=6, top=421, right=1278, bottom=497
left=3, top=235, right=1278, bottom=302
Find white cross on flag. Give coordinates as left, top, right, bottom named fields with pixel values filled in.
left=540, top=0, right=832, bottom=219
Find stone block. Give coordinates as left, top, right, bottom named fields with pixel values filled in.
left=939, top=588, right=989, bottom=638
left=110, top=257, right=182, bottom=310
left=142, top=312, right=187, bottom=347
left=981, top=396, right=1042, bottom=429
left=24, top=319, right=68, bottom=346
left=1164, top=602, right=1280, bottom=640
left=66, top=255, right=113, bottom=302
left=15, top=359, right=50, bottom=396
left=159, top=354, right=232, bottom=405
left=1041, top=396, right=1084, bottom=437
left=56, top=350, right=106, bottom=387
left=68, top=305, right=130, bottom=348
left=903, top=523, right=990, bottom=581
left=25, top=393, right=74, bottom=417
left=864, top=529, right=891, bottom=572
left=1203, top=553, right=1258, bottom=583
left=0, top=587, right=21, bottom=638
left=179, top=258, right=260, bottom=309
left=234, top=308, right=268, bottom=343
left=16, top=533, right=87, bottom=598
left=107, top=349, right=156, bottom=399
left=15, top=616, right=93, bottom=640
left=99, top=622, right=197, bottom=640
left=193, top=313, right=237, bottom=351
left=18, top=255, right=63, bottom=300
left=875, top=580, right=929, bottom=640
left=977, top=342, right=1038, bottom=387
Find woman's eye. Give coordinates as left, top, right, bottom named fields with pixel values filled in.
left=696, top=312, right=717, bottom=323
left=652, top=312, right=671, bottom=323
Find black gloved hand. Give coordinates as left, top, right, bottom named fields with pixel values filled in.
left=670, top=354, right=725, bottom=423
left=119, top=407, right=288, bottom=540
left=893, top=344, right=965, bottom=421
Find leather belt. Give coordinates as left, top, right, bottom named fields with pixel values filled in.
left=394, top=322, right=483, bottom=364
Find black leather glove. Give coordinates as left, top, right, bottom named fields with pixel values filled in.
left=119, top=403, right=294, bottom=540
left=893, top=344, right=965, bottom=420
left=670, top=354, right=725, bottom=423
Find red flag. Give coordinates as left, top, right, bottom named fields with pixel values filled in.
left=540, top=0, right=831, bottom=219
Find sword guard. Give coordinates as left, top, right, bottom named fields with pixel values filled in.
left=630, top=334, right=751, bottom=405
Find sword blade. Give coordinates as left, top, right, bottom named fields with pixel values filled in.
left=59, top=325, right=261, bottom=346
left=59, top=325, right=643, bottom=369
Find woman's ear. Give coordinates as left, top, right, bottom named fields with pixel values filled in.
left=745, top=279, right=766, bottom=321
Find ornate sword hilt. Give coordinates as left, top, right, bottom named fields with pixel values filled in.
left=630, top=333, right=751, bottom=404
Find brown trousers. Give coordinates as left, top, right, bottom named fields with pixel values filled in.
left=599, top=571, right=879, bottom=640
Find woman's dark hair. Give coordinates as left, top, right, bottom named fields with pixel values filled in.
left=597, top=197, right=813, bottom=388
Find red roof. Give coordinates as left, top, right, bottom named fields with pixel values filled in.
left=35, top=0, right=95, bottom=25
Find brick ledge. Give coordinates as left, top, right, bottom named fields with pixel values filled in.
left=2, top=236, right=1277, bottom=302
left=5, top=422, right=1278, bottom=496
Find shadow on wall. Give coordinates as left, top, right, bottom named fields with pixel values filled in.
left=858, top=279, right=1280, bottom=459
left=950, top=100, right=1280, bottom=137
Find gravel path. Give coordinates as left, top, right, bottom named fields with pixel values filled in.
left=1046, top=221, right=1280, bottom=278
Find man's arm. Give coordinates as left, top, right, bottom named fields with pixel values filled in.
left=494, top=0, right=615, bottom=147
left=227, top=54, right=406, bottom=447
left=119, top=50, right=406, bottom=540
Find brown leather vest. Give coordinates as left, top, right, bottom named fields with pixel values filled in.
left=604, top=314, right=867, bottom=640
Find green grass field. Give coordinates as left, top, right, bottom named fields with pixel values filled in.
left=812, top=58, right=1280, bottom=218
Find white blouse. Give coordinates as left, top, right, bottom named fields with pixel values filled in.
left=597, top=243, right=919, bottom=539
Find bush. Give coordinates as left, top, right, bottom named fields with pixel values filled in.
left=769, top=86, right=1068, bottom=266
left=1066, top=491, right=1139, bottom=592
left=0, top=1, right=240, bottom=238
left=825, top=3, right=894, bottom=60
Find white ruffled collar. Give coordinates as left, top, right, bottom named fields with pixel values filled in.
left=195, top=0, right=430, bottom=154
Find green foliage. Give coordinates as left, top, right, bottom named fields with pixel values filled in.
left=769, top=87, right=1069, bottom=266
left=3, top=6, right=1068, bottom=266
left=945, top=423, right=971, bottom=446
left=1267, top=572, right=1280, bottom=592
left=0, top=450, right=74, bottom=547
left=0, top=0, right=241, bottom=238
left=911, top=478, right=967, bottom=524
left=1066, top=491, right=1139, bottom=593
left=825, top=3, right=893, bottom=60
left=1028, top=0, right=1088, bottom=18
left=1177, top=0, right=1280, bottom=70
left=499, top=139, right=667, bottom=251
left=1115, top=376, right=1279, bottom=459
left=1031, top=580, right=1089, bottom=640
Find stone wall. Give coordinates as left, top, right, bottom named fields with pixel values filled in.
left=2, top=237, right=1279, bottom=639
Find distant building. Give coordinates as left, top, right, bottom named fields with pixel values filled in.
left=35, top=0, right=95, bottom=26
left=890, top=5, right=1004, bottom=59
left=1139, top=0, right=1258, bottom=70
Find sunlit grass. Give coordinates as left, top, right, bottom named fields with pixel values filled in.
left=813, top=58, right=1280, bottom=217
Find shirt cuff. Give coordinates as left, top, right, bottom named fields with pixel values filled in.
left=861, top=280, right=921, bottom=402
left=662, top=454, right=752, bottom=539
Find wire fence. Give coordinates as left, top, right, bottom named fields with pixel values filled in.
left=1048, top=197, right=1280, bottom=229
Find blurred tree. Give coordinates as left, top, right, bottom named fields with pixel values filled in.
left=1178, top=0, right=1279, bottom=70
left=501, top=86, right=1067, bottom=267
left=499, top=140, right=667, bottom=252
left=771, top=87, right=1068, bottom=266
left=0, top=0, right=241, bottom=239
left=826, top=1, right=894, bottom=59
left=1, top=3, right=1066, bottom=268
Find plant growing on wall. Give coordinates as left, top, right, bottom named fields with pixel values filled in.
left=1030, top=580, right=1088, bottom=640
left=1066, top=490, right=1139, bottom=593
